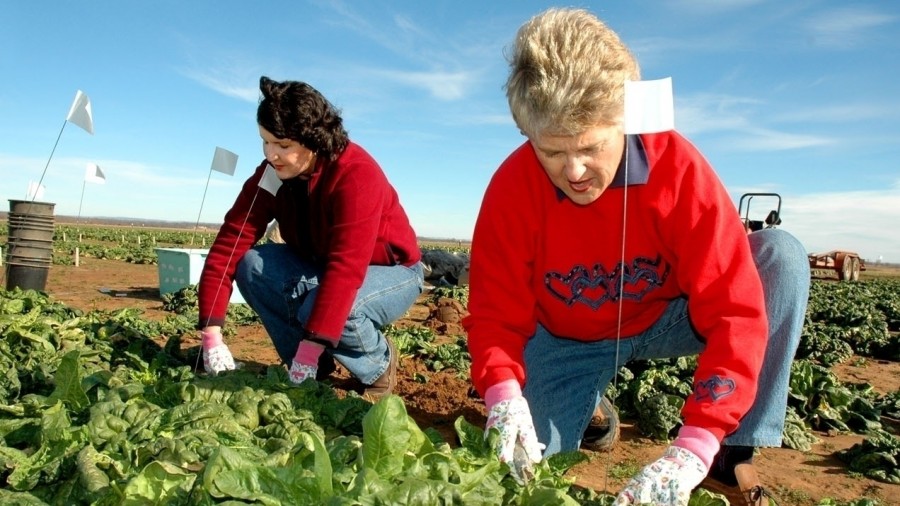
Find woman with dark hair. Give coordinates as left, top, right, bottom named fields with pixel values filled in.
left=197, top=76, right=423, bottom=400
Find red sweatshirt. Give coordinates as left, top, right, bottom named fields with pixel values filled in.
left=463, top=131, right=768, bottom=441
left=199, top=142, right=421, bottom=341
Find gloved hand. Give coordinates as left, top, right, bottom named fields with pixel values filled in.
left=288, top=340, right=326, bottom=385
left=484, top=380, right=544, bottom=483
left=615, top=426, right=719, bottom=506
left=288, top=360, right=318, bottom=384
left=201, top=329, right=235, bottom=374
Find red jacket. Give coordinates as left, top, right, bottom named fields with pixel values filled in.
left=199, top=142, right=420, bottom=340
left=463, top=131, right=768, bottom=441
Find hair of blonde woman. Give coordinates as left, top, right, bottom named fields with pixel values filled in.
left=505, top=8, right=641, bottom=138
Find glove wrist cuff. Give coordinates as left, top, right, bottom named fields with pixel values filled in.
left=484, top=379, right=522, bottom=410
left=201, top=330, right=224, bottom=349
left=294, top=340, right=326, bottom=366
left=672, top=425, right=720, bottom=469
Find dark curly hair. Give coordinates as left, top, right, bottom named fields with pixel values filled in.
left=257, top=76, right=349, bottom=161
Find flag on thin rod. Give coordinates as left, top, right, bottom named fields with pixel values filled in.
left=66, top=90, right=94, bottom=135
left=211, top=146, right=238, bottom=175
left=623, top=77, right=674, bottom=134
left=258, top=164, right=282, bottom=196
left=84, top=163, right=106, bottom=184
left=26, top=181, right=45, bottom=200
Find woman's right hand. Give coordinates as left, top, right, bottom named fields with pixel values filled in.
left=483, top=380, right=545, bottom=484
left=201, top=328, right=236, bottom=374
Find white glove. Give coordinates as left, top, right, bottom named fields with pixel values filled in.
left=288, top=360, right=318, bottom=385
left=202, top=343, right=236, bottom=374
left=486, top=396, right=544, bottom=483
left=615, top=446, right=709, bottom=506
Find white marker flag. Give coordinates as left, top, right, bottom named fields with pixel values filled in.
left=624, top=77, right=674, bottom=134
left=211, top=146, right=238, bottom=175
left=26, top=181, right=46, bottom=200
left=66, top=90, right=94, bottom=135
left=258, top=164, right=282, bottom=196
left=85, top=163, right=106, bottom=184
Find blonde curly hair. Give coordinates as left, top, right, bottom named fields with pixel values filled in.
left=505, top=8, right=640, bottom=137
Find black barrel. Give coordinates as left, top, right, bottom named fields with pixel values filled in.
left=5, top=199, right=55, bottom=291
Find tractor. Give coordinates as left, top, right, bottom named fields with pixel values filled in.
left=738, top=192, right=782, bottom=233
left=738, top=192, right=864, bottom=282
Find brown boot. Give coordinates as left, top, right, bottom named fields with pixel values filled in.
left=363, top=337, right=398, bottom=401
left=581, top=396, right=620, bottom=451
left=700, top=462, right=777, bottom=505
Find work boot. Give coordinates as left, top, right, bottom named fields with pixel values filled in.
left=363, top=337, right=398, bottom=401
left=581, top=396, right=620, bottom=451
left=701, top=452, right=778, bottom=505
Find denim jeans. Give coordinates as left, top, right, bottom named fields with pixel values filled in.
left=234, top=243, right=424, bottom=384
left=522, top=229, right=810, bottom=456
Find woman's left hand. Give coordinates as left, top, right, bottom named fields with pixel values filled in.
left=614, top=446, right=708, bottom=505
left=289, top=340, right=326, bottom=384
left=289, top=360, right=318, bottom=384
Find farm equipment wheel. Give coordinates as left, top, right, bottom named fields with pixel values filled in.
left=840, top=257, right=853, bottom=281
left=850, top=257, right=861, bottom=281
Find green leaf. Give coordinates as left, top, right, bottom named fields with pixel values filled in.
left=689, top=488, right=729, bottom=505
left=49, top=350, right=90, bottom=412
left=299, top=430, right=334, bottom=497
left=360, top=395, right=414, bottom=478
left=121, top=461, right=196, bottom=505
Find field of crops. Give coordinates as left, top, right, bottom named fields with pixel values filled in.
left=1, top=224, right=899, bottom=504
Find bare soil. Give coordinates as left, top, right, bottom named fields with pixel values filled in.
left=40, top=258, right=900, bottom=504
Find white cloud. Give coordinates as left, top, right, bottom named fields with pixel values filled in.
left=804, top=7, right=898, bottom=49
left=676, top=93, right=834, bottom=151
left=781, top=185, right=900, bottom=263
left=667, top=0, right=768, bottom=13
left=676, top=93, right=761, bottom=135
left=369, top=68, right=476, bottom=101
left=723, top=128, right=833, bottom=151
left=463, top=113, right=515, bottom=126
left=171, top=31, right=271, bottom=103
left=393, top=14, right=428, bottom=38
left=185, top=72, right=258, bottom=102
left=772, top=102, right=900, bottom=124
left=317, top=0, right=462, bottom=68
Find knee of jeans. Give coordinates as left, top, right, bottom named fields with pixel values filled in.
left=751, top=229, right=810, bottom=282
left=234, top=250, right=262, bottom=295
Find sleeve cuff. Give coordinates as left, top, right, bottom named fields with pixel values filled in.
left=484, top=378, right=523, bottom=410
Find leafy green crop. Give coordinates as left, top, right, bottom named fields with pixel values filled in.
left=4, top=259, right=900, bottom=502
left=0, top=288, right=604, bottom=504
left=800, top=280, right=900, bottom=364
left=787, top=360, right=882, bottom=434
left=161, top=284, right=261, bottom=328
left=384, top=324, right=471, bottom=379
left=429, top=285, right=469, bottom=306
left=836, top=430, right=900, bottom=484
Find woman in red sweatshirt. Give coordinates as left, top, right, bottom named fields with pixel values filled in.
left=463, top=9, right=809, bottom=505
left=198, top=76, right=423, bottom=400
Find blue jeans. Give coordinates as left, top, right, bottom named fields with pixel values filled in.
left=234, top=243, right=424, bottom=384
left=522, top=229, right=810, bottom=455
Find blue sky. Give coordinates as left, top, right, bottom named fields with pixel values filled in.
left=2, top=0, right=899, bottom=263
